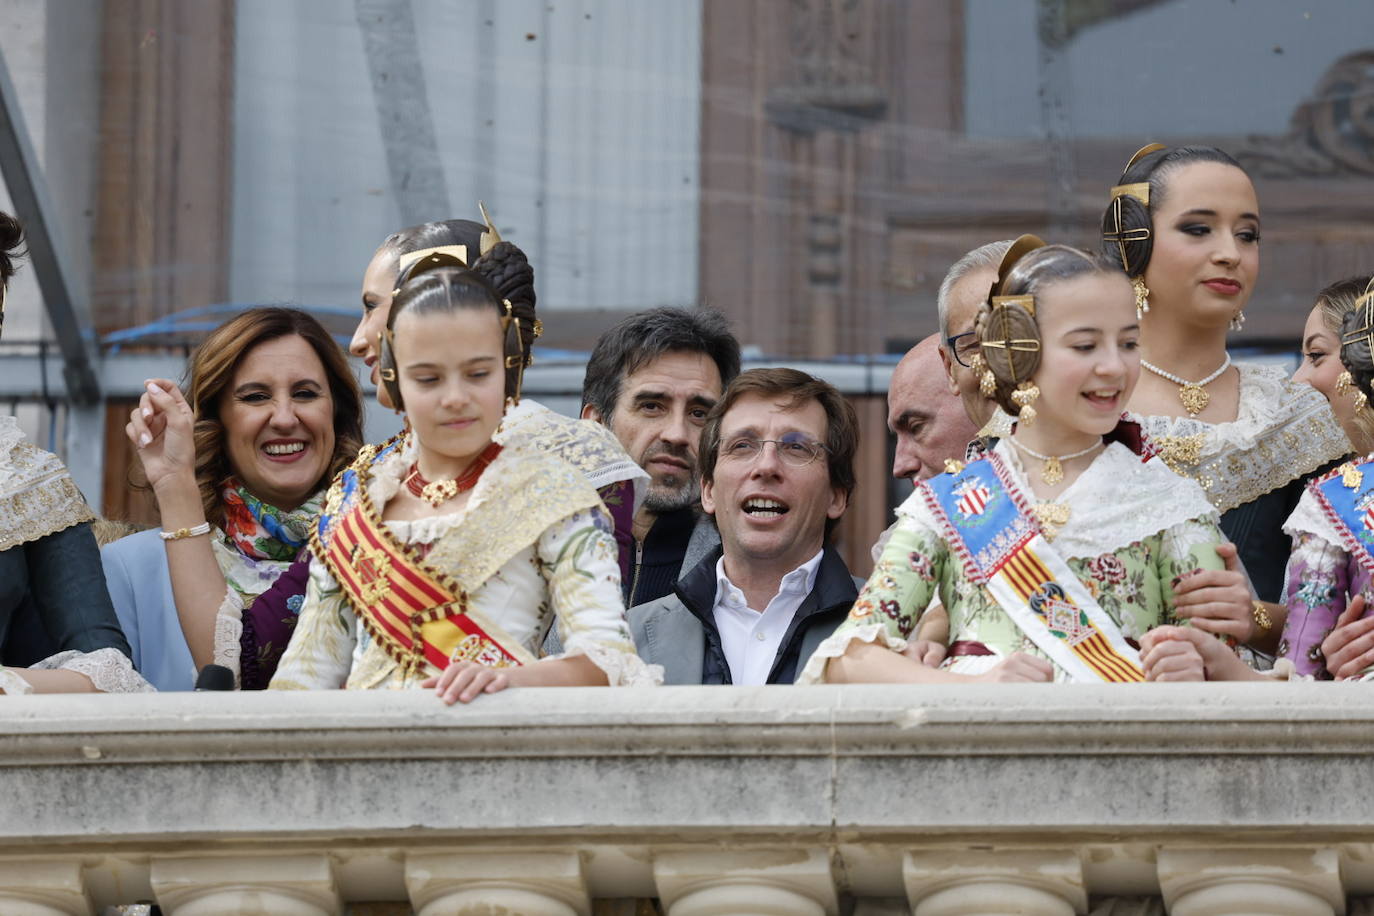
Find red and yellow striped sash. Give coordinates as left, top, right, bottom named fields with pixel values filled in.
left=323, top=497, right=530, bottom=677
left=999, top=546, right=1143, bottom=683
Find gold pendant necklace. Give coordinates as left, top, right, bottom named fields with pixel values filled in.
left=1007, top=437, right=1104, bottom=487
left=1140, top=355, right=1231, bottom=418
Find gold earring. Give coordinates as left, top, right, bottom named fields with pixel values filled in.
left=1010, top=381, right=1040, bottom=425
left=1230, top=310, right=1246, bottom=332
left=1337, top=370, right=1354, bottom=396
left=1131, top=276, right=1150, bottom=321
left=979, top=369, right=997, bottom=397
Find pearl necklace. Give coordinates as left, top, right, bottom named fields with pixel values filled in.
left=1007, top=437, right=1103, bottom=486
left=1140, top=354, right=1232, bottom=418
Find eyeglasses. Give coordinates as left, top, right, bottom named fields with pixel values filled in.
left=946, top=331, right=980, bottom=369
left=720, top=434, right=828, bottom=468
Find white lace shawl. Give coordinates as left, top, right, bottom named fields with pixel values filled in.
left=1130, top=361, right=1349, bottom=513
left=495, top=398, right=648, bottom=513
left=0, top=416, right=95, bottom=550
left=898, top=440, right=1220, bottom=561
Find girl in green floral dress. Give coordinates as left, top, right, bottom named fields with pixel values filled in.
left=801, top=240, right=1249, bottom=685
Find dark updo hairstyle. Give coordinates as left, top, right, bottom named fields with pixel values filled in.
left=0, top=210, right=26, bottom=340
left=1100, top=144, right=1248, bottom=278
left=377, top=216, right=537, bottom=319
left=379, top=254, right=538, bottom=410
left=975, top=238, right=1123, bottom=418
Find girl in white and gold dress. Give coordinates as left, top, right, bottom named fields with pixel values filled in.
left=270, top=254, right=658, bottom=700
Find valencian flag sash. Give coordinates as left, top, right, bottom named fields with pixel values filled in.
left=314, top=443, right=535, bottom=677
left=922, top=454, right=1145, bottom=683
left=1309, top=458, right=1374, bottom=577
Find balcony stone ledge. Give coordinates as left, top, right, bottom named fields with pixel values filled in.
left=4, top=683, right=1374, bottom=912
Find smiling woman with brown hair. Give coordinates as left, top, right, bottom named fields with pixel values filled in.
left=102, top=307, right=363, bottom=691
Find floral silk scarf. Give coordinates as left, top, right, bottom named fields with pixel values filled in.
left=215, top=478, right=326, bottom=601
left=221, top=478, right=324, bottom=561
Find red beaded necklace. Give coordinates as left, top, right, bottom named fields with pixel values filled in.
left=405, top=441, right=503, bottom=508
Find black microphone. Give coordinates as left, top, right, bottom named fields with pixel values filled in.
left=194, top=664, right=235, bottom=691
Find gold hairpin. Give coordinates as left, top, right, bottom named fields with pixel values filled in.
left=1103, top=195, right=1152, bottom=273
left=397, top=245, right=468, bottom=275
left=1123, top=143, right=1166, bottom=172
left=478, top=201, right=502, bottom=257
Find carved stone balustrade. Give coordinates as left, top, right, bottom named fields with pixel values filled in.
left=5, top=684, right=1374, bottom=914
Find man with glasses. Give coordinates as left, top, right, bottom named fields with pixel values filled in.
left=936, top=239, right=1015, bottom=436
left=628, top=368, right=863, bottom=685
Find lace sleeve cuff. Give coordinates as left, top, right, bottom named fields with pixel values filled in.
left=0, top=668, right=34, bottom=695
left=551, top=642, right=663, bottom=687
left=31, top=648, right=155, bottom=693
left=796, top=622, right=909, bottom=685
left=211, top=586, right=245, bottom=687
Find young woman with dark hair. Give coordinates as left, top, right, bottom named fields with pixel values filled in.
left=1099, top=144, right=1348, bottom=655
left=0, top=210, right=149, bottom=694
left=271, top=255, right=657, bottom=699
left=802, top=239, right=1245, bottom=685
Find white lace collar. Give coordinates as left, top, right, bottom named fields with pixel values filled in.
left=1130, top=360, right=1349, bottom=513
left=901, top=440, right=1217, bottom=561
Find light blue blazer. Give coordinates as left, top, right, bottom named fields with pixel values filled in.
left=101, top=529, right=197, bottom=691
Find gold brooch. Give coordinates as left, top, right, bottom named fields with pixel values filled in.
left=1156, top=434, right=1205, bottom=474
left=1031, top=502, right=1072, bottom=541
left=1340, top=462, right=1364, bottom=490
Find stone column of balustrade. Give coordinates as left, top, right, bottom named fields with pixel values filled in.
left=1157, top=848, right=1344, bottom=916
left=404, top=851, right=589, bottom=916
left=150, top=855, right=340, bottom=916
left=653, top=849, right=838, bottom=916
left=903, top=850, right=1086, bottom=916
left=0, top=860, right=92, bottom=915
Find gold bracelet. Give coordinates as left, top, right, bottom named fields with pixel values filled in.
left=1251, top=601, right=1273, bottom=639
left=159, top=522, right=211, bottom=541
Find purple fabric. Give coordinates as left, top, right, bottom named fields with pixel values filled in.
left=597, top=480, right=636, bottom=588
left=239, top=553, right=312, bottom=690
left=1280, top=533, right=1374, bottom=678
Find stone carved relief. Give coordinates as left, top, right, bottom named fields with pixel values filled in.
left=1238, top=49, right=1374, bottom=177
left=766, top=0, right=886, bottom=132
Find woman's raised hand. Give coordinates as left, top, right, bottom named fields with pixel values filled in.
left=127, top=379, right=197, bottom=492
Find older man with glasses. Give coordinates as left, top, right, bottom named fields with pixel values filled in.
left=627, top=368, right=864, bottom=685
left=936, top=240, right=1015, bottom=438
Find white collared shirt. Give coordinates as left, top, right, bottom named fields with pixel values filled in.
left=711, top=549, right=823, bottom=685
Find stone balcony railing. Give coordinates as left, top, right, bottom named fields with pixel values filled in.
left=6, top=684, right=1374, bottom=915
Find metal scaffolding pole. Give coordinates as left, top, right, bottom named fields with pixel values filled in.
left=0, top=42, right=106, bottom=506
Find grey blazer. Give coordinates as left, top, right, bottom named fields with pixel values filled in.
left=628, top=547, right=863, bottom=685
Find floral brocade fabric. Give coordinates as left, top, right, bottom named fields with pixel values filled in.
left=799, top=442, right=1228, bottom=684
left=1280, top=483, right=1374, bottom=678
